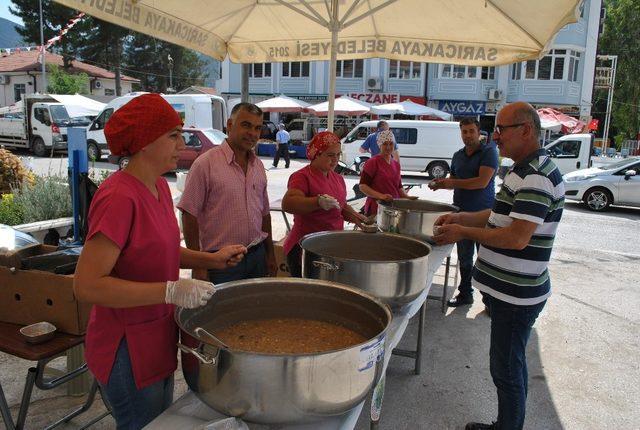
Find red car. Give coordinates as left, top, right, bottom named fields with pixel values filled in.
left=107, top=128, right=226, bottom=170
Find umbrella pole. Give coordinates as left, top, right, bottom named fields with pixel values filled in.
left=327, top=0, right=339, bottom=133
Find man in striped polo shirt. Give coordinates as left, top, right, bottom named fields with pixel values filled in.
left=434, top=102, right=564, bottom=430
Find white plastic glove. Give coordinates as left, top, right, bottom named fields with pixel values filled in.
left=165, top=278, right=215, bottom=308
left=318, top=194, right=341, bottom=211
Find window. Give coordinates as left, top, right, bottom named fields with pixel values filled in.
left=282, top=61, right=309, bottom=77
left=104, top=88, right=115, bottom=96
left=391, top=128, right=417, bottom=145
left=568, top=50, right=581, bottom=82
left=511, top=62, right=523, bottom=80
left=439, top=65, right=495, bottom=79
left=183, top=131, right=202, bottom=147
left=548, top=140, right=580, bottom=158
left=523, top=49, right=581, bottom=81
left=90, top=108, right=113, bottom=131
left=389, top=61, right=420, bottom=79
left=336, top=59, right=363, bottom=78
left=13, top=83, right=25, bottom=102
left=250, top=63, right=271, bottom=78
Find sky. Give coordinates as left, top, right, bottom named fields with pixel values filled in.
left=0, top=0, right=23, bottom=27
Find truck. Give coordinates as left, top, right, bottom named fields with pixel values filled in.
left=498, top=133, right=595, bottom=178
left=0, top=94, right=77, bottom=157
left=89, top=92, right=228, bottom=163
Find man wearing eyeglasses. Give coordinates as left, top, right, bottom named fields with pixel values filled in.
left=429, top=117, right=498, bottom=308
left=433, top=102, right=565, bottom=430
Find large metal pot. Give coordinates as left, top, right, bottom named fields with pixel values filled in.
left=176, top=278, right=391, bottom=425
left=301, top=231, right=431, bottom=307
left=377, top=199, right=459, bottom=243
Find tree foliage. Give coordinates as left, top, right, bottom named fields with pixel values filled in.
left=598, top=0, right=640, bottom=139
left=47, top=64, right=89, bottom=94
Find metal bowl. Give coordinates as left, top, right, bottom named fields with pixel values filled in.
left=377, top=199, right=459, bottom=243
left=176, top=278, right=391, bottom=424
left=19, top=321, right=56, bottom=344
left=301, top=230, right=431, bottom=307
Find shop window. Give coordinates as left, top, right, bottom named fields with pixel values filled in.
left=282, top=61, right=309, bottom=77
left=336, top=60, right=363, bottom=78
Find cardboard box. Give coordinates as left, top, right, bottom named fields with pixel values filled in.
left=273, top=238, right=291, bottom=277
left=0, top=244, right=91, bottom=335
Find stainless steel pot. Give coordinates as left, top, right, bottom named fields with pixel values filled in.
left=301, top=231, right=431, bottom=307
left=377, top=199, right=459, bottom=242
left=176, top=278, right=391, bottom=425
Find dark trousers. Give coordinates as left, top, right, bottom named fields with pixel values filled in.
left=456, top=239, right=478, bottom=296
left=285, top=243, right=303, bottom=278
left=486, top=295, right=546, bottom=430
left=272, top=143, right=290, bottom=168
left=207, top=242, right=267, bottom=284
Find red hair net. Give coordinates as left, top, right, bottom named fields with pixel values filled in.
left=105, top=93, right=182, bottom=156
left=306, top=131, right=340, bottom=160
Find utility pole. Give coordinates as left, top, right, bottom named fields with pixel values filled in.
left=595, top=55, right=617, bottom=155
left=241, top=64, right=249, bottom=102
left=39, top=0, right=46, bottom=92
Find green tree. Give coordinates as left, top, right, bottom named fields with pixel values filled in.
left=598, top=0, right=640, bottom=139
left=47, top=64, right=89, bottom=94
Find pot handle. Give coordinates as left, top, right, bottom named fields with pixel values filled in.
left=312, top=260, right=340, bottom=272
left=177, top=342, right=216, bottom=365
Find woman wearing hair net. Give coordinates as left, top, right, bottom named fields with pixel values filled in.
left=281, top=131, right=367, bottom=276
left=73, top=94, right=246, bottom=429
left=359, top=129, right=416, bottom=216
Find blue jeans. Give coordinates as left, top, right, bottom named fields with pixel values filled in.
left=207, top=242, right=267, bottom=284
left=486, top=296, right=546, bottom=430
left=100, top=338, right=174, bottom=429
left=456, top=239, right=478, bottom=296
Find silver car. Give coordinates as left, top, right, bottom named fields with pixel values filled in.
left=563, top=157, right=640, bottom=211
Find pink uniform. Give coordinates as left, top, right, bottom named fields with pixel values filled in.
left=360, top=154, right=402, bottom=215
left=283, top=166, right=347, bottom=255
left=178, top=141, right=270, bottom=250
left=84, top=171, right=180, bottom=389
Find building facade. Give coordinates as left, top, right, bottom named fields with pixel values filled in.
left=216, top=0, right=601, bottom=130
left=0, top=50, right=139, bottom=107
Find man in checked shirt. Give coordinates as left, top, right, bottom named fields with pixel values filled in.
left=179, top=102, right=277, bottom=283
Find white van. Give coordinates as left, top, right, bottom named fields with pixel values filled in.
left=341, top=120, right=464, bottom=178
left=86, top=92, right=228, bottom=159
left=498, top=133, right=595, bottom=178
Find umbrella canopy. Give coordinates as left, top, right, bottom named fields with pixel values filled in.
left=371, top=100, right=452, bottom=120
left=537, top=108, right=585, bottom=134
left=307, top=96, right=371, bottom=116
left=55, top=0, right=581, bottom=129
left=256, top=95, right=311, bottom=113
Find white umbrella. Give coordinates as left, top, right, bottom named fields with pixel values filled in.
left=54, top=0, right=581, bottom=130
left=256, top=95, right=311, bottom=113
left=371, top=100, right=452, bottom=120
left=307, top=95, right=371, bottom=116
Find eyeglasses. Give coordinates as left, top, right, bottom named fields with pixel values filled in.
left=493, top=123, right=526, bottom=135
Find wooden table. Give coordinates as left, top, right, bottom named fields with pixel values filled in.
left=0, top=322, right=109, bottom=430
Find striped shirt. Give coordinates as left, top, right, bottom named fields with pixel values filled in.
left=472, top=148, right=564, bottom=305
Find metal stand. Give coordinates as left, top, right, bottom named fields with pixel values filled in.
left=391, top=300, right=427, bottom=375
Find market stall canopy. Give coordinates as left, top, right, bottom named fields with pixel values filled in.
left=256, top=95, right=311, bottom=113
left=307, top=96, right=371, bottom=116
left=48, top=94, right=106, bottom=117
left=537, top=108, right=586, bottom=134
left=540, top=118, right=563, bottom=133
left=54, top=0, right=581, bottom=66
left=371, top=100, right=452, bottom=120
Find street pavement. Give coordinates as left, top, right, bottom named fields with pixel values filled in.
left=1, top=154, right=638, bottom=429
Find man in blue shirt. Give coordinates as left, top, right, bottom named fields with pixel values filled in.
left=429, top=117, right=498, bottom=307
left=272, top=123, right=291, bottom=168
left=360, top=120, right=399, bottom=161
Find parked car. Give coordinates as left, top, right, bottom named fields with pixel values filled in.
left=563, top=157, right=640, bottom=211
left=108, top=128, right=226, bottom=170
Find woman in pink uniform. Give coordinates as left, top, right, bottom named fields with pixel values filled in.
left=282, top=131, right=367, bottom=276
left=73, top=94, right=246, bottom=429
left=359, top=130, right=416, bottom=216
